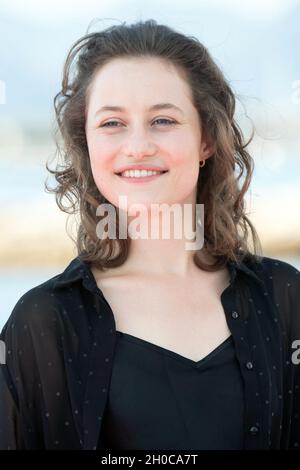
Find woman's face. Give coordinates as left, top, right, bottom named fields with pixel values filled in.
left=85, top=57, right=213, bottom=214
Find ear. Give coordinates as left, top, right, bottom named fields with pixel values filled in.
left=200, top=129, right=216, bottom=161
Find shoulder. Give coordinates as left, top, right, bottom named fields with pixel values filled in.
left=245, top=254, right=300, bottom=287
left=0, top=254, right=89, bottom=341
left=0, top=272, right=69, bottom=347
left=0, top=269, right=83, bottom=406
left=241, top=254, right=300, bottom=319
left=248, top=255, right=300, bottom=332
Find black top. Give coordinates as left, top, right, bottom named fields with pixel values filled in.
left=100, top=331, right=244, bottom=450
left=0, top=253, right=299, bottom=450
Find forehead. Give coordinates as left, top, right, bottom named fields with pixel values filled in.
left=86, top=56, right=192, bottom=106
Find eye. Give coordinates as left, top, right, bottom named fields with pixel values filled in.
left=100, top=120, right=122, bottom=128
left=99, top=118, right=177, bottom=128
left=152, top=118, right=176, bottom=126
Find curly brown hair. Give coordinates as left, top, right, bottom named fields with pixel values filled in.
left=45, top=18, right=263, bottom=273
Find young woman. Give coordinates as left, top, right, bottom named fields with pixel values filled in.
left=0, top=19, right=299, bottom=451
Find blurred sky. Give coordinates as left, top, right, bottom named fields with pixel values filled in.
left=0, top=0, right=299, bottom=125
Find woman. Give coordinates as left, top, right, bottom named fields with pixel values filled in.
left=0, top=19, right=299, bottom=451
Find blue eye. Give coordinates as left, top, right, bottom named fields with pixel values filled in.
left=152, top=118, right=176, bottom=126
left=100, top=118, right=176, bottom=128
left=101, top=121, right=122, bottom=128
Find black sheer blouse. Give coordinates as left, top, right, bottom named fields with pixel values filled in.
left=0, top=253, right=299, bottom=450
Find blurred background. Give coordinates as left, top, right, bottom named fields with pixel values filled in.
left=0, top=0, right=299, bottom=329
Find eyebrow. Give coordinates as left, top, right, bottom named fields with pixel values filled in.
left=94, top=103, right=184, bottom=118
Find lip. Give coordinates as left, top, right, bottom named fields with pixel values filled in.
left=115, top=171, right=168, bottom=184
left=114, top=165, right=168, bottom=174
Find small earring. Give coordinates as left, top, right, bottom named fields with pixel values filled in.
left=199, top=160, right=205, bottom=168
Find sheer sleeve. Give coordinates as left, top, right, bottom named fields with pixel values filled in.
left=0, top=359, right=25, bottom=449
left=287, top=263, right=300, bottom=448
left=0, top=286, right=64, bottom=449
left=269, top=259, right=300, bottom=448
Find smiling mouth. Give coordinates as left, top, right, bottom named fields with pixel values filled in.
left=115, top=170, right=169, bottom=182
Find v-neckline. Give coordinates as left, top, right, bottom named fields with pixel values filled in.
left=115, top=330, right=233, bottom=367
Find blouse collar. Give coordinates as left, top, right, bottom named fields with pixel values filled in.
left=52, top=253, right=266, bottom=293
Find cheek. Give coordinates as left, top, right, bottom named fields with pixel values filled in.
left=88, top=148, right=116, bottom=201
left=171, top=145, right=199, bottom=183
left=174, top=166, right=199, bottom=194
left=168, top=154, right=199, bottom=204
left=170, top=135, right=199, bottom=167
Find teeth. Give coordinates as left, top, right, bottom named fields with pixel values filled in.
left=119, top=170, right=164, bottom=178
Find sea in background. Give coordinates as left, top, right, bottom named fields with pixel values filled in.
left=0, top=254, right=300, bottom=331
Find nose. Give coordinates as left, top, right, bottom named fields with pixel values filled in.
left=123, top=126, right=156, bottom=159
